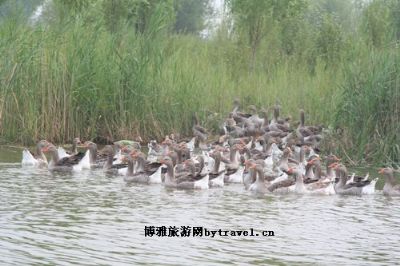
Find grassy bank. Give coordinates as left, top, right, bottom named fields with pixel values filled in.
left=0, top=1, right=399, bottom=165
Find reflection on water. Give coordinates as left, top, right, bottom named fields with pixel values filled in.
left=0, top=147, right=399, bottom=265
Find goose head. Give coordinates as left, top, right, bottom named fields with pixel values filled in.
left=42, top=144, right=57, bottom=153
left=378, top=167, right=396, bottom=184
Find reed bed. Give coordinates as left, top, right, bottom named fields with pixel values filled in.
left=0, top=6, right=398, bottom=165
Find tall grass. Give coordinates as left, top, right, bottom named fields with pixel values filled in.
left=334, top=45, right=400, bottom=164
left=0, top=5, right=398, bottom=165
left=0, top=18, right=339, bottom=141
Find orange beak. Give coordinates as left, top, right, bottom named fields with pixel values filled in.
left=307, top=158, right=316, bottom=166
left=328, top=163, right=337, bottom=169
left=378, top=168, right=385, bottom=174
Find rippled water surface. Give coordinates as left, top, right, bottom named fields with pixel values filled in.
left=0, top=146, right=399, bottom=265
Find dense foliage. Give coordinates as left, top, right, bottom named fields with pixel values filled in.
left=0, top=0, right=399, bottom=164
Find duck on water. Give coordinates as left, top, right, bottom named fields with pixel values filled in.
left=18, top=99, right=389, bottom=197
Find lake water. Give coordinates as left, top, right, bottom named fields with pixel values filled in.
left=0, top=146, right=399, bottom=265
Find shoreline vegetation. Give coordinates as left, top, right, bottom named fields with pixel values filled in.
left=0, top=0, right=399, bottom=165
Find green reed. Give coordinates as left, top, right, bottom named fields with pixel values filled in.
left=0, top=11, right=398, bottom=165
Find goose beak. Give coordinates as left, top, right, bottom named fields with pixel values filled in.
left=328, top=163, right=337, bottom=169
left=307, top=158, right=315, bottom=166
left=378, top=168, right=384, bottom=174
left=333, top=156, right=341, bottom=162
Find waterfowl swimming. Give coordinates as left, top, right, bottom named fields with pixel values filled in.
left=273, top=166, right=332, bottom=195
left=18, top=98, right=392, bottom=201
left=379, top=168, right=400, bottom=196
left=160, top=157, right=209, bottom=190
left=248, top=163, right=271, bottom=194
left=223, top=144, right=244, bottom=183
left=57, top=137, right=81, bottom=159
left=300, top=160, right=336, bottom=194
left=124, top=151, right=162, bottom=184
left=192, top=113, right=209, bottom=150
left=304, top=158, right=318, bottom=184
left=208, top=150, right=225, bottom=188
left=332, top=163, right=377, bottom=195
left=42, top=144, right=87, bottom=172
left=325, top=154, right=340, bottom=180
left=82, top=141, right=108, bottom=167
left=21, top=140, right=49, bottom=167
left=102, top=145, right=127, bottom=175
left=243, top=160, right=256, bottom=190
left=267, top=177, right=296, bottom=193
left=175, top=159, right=208, bottom=184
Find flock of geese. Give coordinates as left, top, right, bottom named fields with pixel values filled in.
left=21, top=100, right=400, bottom=196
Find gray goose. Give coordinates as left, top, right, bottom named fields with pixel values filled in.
left=42, top=144, right=85, bottom=172
left=379, top=168, right=400, bottom=196
left=160, top=157, right=209, bottom=190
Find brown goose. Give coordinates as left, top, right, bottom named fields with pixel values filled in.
left=325, top=154, right=340, bottom=180
left=42, top=144, right=86, bottom=171
left=123, top=152, right=162, bottom=184
left=379, top=168, right=400, bottom=196
left=223, top=144, right=244, bottom=183
left=209, top=151, right=225, bottom=187
left=243, top=160, right=257, bottom=190
left=296, top=109, right=313, bottom=138
left=231, top=99, right=252, bottom=122
left=332, top=163, right=377, bottom=195
left=248, top=163, right=270, bottom=194
left=83, top=141, right=108, bottom=167
left=70, top=137, right=81, bottom=154
left=175, top=159, right=207, bottom=183
left=102, top=145, right=127, bottom=175
left=160, top=157, right=209, bottom=189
